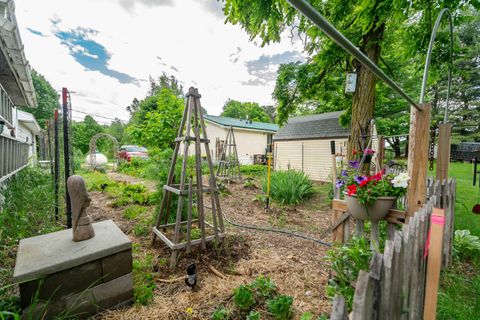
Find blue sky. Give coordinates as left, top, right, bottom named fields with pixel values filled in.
left=16, top=0, right=305, bottom=123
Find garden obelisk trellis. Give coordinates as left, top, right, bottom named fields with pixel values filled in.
left=216, top=126, right=242, bottom=183
left=151, top=87, right=225, bottom=267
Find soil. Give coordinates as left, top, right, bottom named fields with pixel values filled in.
left=93, top=173, right=334, bottom=320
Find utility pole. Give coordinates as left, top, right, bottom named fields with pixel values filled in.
left=62, top=88, right=72, bottom=228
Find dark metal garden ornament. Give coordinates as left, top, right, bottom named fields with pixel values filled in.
left=473, top=156, right=480, bottom=214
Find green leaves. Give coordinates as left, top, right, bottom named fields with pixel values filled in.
left=233, top=285, right=256, bottom=311
left=262, top=170, right=314, bottom=205
left=267, top=295, right=294, bottom=320
left=221, top=100, right=273, bottom=123
left=453, top=229, right=480, bottom=260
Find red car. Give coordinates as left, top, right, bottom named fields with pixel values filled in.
left=118, top=145, right=149, bottom=162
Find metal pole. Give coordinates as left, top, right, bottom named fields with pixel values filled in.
left=286, top=0, right=421, bottom=111
left=419, top=8, right=453, bottom=122
left=266, top=153, right=272, bottom=209
left=54, top=110, right=59, bottom=221
left=62, top=87, right=72, bottom=228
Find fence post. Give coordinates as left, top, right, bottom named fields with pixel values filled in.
left=423, top=208, right=445, bottom=320
left=62, top=87, right=72, bottom=228
left=436, top=123, right=452, bottom=182
left=406, top=103, right=431, bottom=216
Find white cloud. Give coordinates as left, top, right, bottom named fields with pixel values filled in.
left=15, top=0, right=306, bottom=122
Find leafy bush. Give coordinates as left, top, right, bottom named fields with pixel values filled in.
left=211, top=307, right=230, bottom=320
left=453, top=229, right=480, bottom=260
left=123, top=205, right=148, bottom=219
left=325, top=237, right=372, bottom=309
left=251, top=275, right=276, bottom=298
left=246, top=310, right=261, bottom=320
left=233, top=285, right=256, bottom=311
left=241, top=164, right=267, bottom=175
left=112, top=183, right=155, bottom=207
left=132, top=250, right=156, bottom=305
left=262, top=170, right=313, bottom=205
left=267, top=295, right=293, bottom=320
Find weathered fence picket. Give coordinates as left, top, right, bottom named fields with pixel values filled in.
left=328, top=178, right=455, bottom=319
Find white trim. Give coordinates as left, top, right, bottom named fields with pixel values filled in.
left=0, top=163, right=27, bottom=184
left=204, top=118, right=277, bottom=134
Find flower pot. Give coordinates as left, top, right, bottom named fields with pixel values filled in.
left=345, top=194, right=396, bottom=222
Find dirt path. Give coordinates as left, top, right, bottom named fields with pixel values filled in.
left=88, top=174, right=333, bottom=319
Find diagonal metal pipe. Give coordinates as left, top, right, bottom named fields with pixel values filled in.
left=286, top=0, right=422, bottom=110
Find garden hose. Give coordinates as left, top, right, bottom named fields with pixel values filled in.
left=222, top=210, right=332, bottom=247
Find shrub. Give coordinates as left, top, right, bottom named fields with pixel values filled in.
left=262, top=170, right=313, bottom=205
left=246, top=310, right=261, bottom=320
left=132, top=251, right=156, bottom=305
left=267, top=295, right=293, bottom=320
left=251, top=275, right=276, bottom=298
left=241, top=164, right=267, bottom=175
left=453, top=229, right=480, bottom=260
left=325, top=237, right=372, bottom=309
left=233, top=285, right=256, bottom=311
left=211, top=307, right=230, bottom=320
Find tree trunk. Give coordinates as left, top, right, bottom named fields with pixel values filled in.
left=348, top=23, right=385, bottom=160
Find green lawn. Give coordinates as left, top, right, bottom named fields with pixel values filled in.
left=448, top=162, right=480, bottom=236
left=437, top=161, right=480, bottom=320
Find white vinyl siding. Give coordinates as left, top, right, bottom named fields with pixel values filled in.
left=275, top=138, right=348, bottom=182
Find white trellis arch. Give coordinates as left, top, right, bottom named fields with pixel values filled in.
left=88, top=133, right=120, bottom=171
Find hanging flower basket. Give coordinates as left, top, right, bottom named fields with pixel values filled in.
left=345, top=194, right=396, bottom=222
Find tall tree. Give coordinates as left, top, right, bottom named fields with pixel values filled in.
left=72, top=115, right=104, bottom=154
left=223, top=0, right=479, bottom=158
left=221, top=99, right=272, bottom=123
left=21, top=70, right=58, bottom=128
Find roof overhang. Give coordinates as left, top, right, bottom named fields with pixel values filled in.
left=205, top=118, right=277, bottom=134
left=0, top=0, right=36, bottom=107
left=273, top=135, right=349, bottom=141
left=17, top=109, right=41, bottom=134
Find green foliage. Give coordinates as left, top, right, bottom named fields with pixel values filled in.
left=251, top=275, right=276, bottom=298
left=233, top=285, right=256, bottom=311
left=299, top=312, right=313, bottom=320
left=20, top=69, right=58, bottom=129
left=267, top=295, right=293, bottom=320
left=241, top=165, right=267, bottom=175
left=262, top=170, right=313, bottom=205
left=112, top=183, right=155, bottom=207
left=326, top=237, right=372, bottom=310
left=246, top=310, right=261, bottom=320
left=211, top=307, right=230, bottom=320
left=132, top=251, right=156, bottom=305
left=221, top=100, right=272, bottom=123
left=126, top=87, right=184, bottom=149
left=243, top=178, right=256, bottom=189
left=453, top=230, right=480, bottom=260
left=72, top=115, right=105, bottom=155
left=123, top=205, right=148, bottom=220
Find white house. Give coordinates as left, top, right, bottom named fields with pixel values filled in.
left=0, top=0, right=38, bottom=183
left=274, top=111, right=349, bottom=182
left=274, top=111, right=380, bottom=182
left=188, top=115, right=278, bottom=165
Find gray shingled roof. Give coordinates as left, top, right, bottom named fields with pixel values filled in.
left=273, top=111, right=349, bottom=141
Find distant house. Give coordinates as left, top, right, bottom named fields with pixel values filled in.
left=0, top=0, right=38, bottom=183
left=273, top=111, right=349, bottom=182
left=189, top=115, right=278, bottom=164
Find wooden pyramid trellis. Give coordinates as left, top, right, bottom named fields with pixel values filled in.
left=151, top=87, right=225, bottom=267
left=216, top=126, right=242, bottom=183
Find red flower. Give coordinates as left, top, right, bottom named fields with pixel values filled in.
left=353, top=149, right=357, bottom=155
left=372, top=172, right=382, bottom=181
left=347, top=184, right=357, bottom=196
left=359, top=180, right=368, bottom=188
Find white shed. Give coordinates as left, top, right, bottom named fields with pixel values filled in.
left=16, top=110, right=41, bottom=163
left=187, top=115, right=278, bottom=164
left=273, top=111, right=349, bottom=182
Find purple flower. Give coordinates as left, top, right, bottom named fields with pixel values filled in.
left=336, top=180, right=345, bottom=189
left=354, top=176, right=366, bottom=184
left=341, top=170, right=348, bottom=177
left=349, top=160, right=359, bottom=169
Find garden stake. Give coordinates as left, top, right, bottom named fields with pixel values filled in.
left=473, top=156, right=480, bottom=214
left=266, top=152, right=272, bottom=209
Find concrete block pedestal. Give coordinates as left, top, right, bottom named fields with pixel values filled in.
left=13, top=220, right=133, bottom=319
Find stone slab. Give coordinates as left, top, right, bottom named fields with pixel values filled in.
left=101, top=249, right=133, bottom=283
left=14, top=220, right=131, bottom=283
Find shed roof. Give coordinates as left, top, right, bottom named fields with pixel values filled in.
left=273, top=111, right=349, bottom=141
left=204, top=115, right=278, bottom=133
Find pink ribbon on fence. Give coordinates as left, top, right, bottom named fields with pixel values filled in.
left=423, top=214, right=446, bottom=259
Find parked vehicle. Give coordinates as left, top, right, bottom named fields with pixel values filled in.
left=118, top=145, right=149, bottom=162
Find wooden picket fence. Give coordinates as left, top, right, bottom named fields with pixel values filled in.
left=330, top=178, right=456, bottom=319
